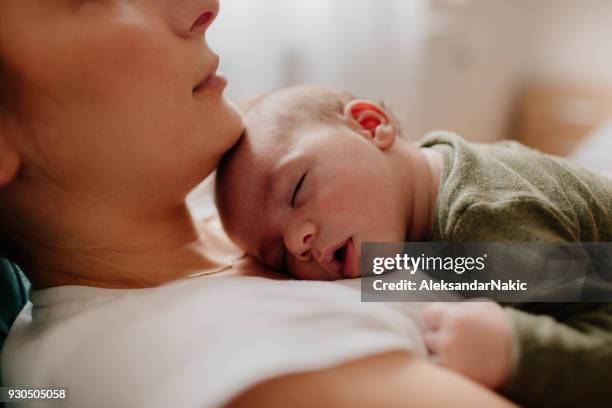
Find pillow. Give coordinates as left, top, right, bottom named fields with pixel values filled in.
left=0, top=257, right=30, bottom=386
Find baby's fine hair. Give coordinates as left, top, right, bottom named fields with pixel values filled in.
left=240, top=85, right=358, bottom=129
left=241, top=85, right=401, bottom=137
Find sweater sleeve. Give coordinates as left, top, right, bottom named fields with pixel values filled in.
left=501, top=304, right=612, bottom=407
left=448, top=200, right=612, bottom=406
left=447, top=198, right=577, bottom=243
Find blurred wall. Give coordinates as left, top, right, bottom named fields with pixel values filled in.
left=526, top=0, right=612, bottom=86
left=209, top=0, right=430, bottom=137
left=420, top=0, right=534, bottom=142
left=209, top=0, right=612, bottom=143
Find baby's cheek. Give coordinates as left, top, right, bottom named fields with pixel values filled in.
left=317, top=178, right=396, bottom=238
left=325, top=179, right=377, bottom=207
left=315, top=187, right=370, bottom=228
left=316, top=188, right=352, bottom=213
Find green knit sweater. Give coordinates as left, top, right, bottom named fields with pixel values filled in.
left=421, top=132, right=612, bottom=407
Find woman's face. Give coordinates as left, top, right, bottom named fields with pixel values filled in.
left=0, top=0, right=242, bottom=207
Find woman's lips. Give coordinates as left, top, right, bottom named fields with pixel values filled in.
left=193, top=57, right=227, bottom=95
left=193, top=71, right=227, bottom=93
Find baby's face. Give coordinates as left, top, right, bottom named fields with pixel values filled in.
left=217, top=95, right=408, bottom=280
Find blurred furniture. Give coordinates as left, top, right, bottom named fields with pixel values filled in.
left=569, top=120, right=612, bottom=173
left=514, top=83, right=612, bottom=156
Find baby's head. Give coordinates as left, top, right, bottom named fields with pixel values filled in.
left=216, top=85, right=411, bottom=280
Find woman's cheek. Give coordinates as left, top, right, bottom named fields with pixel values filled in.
left=77, top=12, right=182, bottom=100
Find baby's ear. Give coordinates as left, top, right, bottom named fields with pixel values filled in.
left=342, top=100, right=397, bottom=150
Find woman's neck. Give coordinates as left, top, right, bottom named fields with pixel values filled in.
left=27, top=202, right=238, bottom=290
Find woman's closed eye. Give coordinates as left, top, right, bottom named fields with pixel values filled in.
left=291, top=172, right=308, bottom=208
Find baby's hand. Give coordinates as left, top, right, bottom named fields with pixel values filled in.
left=422, top=301, right=513, bottom=389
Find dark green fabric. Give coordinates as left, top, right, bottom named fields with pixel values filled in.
left=422, top=132, right=612, bottom=244
left=0, top=257, right=30, bottom=388
left=421, top=132, right=612, bottom=407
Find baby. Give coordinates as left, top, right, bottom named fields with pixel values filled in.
left=215, top=85, right=612, bottom=407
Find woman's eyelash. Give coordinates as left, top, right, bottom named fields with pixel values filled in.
left=291, top=172, right=307, bottom=207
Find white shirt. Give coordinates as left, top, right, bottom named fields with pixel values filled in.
left=3, top=275, right=428, bottom=408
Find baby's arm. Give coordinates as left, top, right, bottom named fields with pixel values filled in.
left=424, top=302, right=612, bottom=407
left=501, top=303, right=612, bottom=407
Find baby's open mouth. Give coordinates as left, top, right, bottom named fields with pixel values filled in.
left=320, top=238, right=359, bottom=279
left=334, top=245, right=347, bottom=263
left=336, top=239, right=359, bottom=279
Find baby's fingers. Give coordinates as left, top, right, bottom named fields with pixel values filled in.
left=422, top=302, right=450, bottom=330
left=424, top=331, right=441, bottom=355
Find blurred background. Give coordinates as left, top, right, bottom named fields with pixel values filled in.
left=208, top=0, right=612, bottom=171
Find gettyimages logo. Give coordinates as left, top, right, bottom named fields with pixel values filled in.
left=361, top=242, right=612, bottom=303
left=372, top=253, right=487, bottom=275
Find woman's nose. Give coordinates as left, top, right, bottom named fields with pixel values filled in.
left=285, top=221, right=318, bottom=262
left=168, top=0, right=220, bottom=39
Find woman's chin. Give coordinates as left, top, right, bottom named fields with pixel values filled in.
left=218, top=99, right=245, bottom=150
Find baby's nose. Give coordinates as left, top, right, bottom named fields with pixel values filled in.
left=286, top=221, right=318, bottom=261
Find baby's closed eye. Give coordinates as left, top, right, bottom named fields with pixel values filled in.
left=290, top=171, right=308, bottom=208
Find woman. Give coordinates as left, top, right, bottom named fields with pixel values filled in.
left=0, top=1, right=515, bottom=407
